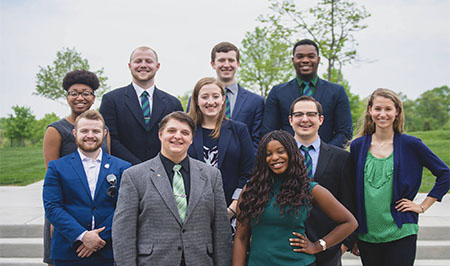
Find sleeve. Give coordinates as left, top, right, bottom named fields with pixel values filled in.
left=328, top=86, right=353, bottom=148
left=237, top=125, right=255, bottom=190
left=250, top=96, right=264, bottom=153
left=261, top=87, right=281, bottom=135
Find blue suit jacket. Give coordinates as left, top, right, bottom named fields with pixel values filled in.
left=99, top=84, right=183, bottom=165
left=43, top=151, right=131, bottom=260
left=262, top=78, right=353, bottom=147
left=187, top=120, right=255, bottom=205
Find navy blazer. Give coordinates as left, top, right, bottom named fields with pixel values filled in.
left=188, top=120, right=255, bottom=205
left=305, top=141, right=356, bottom=261
left=99, top=84, right=183, bottom=165
left=262, top=78, right=353, bottom=147
left=350, top=133, right=450, bottom=234
left=43, top=151, right=131, bottom=260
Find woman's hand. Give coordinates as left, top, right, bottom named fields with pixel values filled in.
left=289, top=232, right=322, bottom=254
left=395, top=198, right=423, bottom=214
left=351, top=243, right=360, bottom=256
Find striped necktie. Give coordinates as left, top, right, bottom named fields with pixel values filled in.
left=300, top=145, right=314, bottom=178
left=141, top=91, right=151, bottom=131
left=225, top=88, right=231, bottom=119
left=173, top=164, right=187, bottom=222
left=303, top=81, right=312, bottom=96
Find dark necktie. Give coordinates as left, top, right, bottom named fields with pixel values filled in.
left=141, top=91, right=151, bottom=131
left=303, top=81, right=312, bottom=96
left=225, top=88, right=231, bottom=119
left=300, top=145, right=314, bottom=178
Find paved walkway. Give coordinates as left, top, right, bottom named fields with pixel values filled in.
left=0, top=180, right=449, bottom=226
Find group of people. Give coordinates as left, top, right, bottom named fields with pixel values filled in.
left=41, top=39, right=449, bottom=266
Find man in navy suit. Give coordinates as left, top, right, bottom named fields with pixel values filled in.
left=262, top=39, right=352, bottom=148
left=43, top=110, right=131, bottom=265
left=100, top=46, right=183, bottom=165
left=210, top=42, right=264, bottom=152
left=289, top=96, right=355, bottom=266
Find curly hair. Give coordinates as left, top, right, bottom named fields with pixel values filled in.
left=237, top=130, right=312, bottom=224
left=62, top=69, right=100, bottom=92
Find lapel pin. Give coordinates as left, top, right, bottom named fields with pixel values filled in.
left=104, top=163, right=110, bottom=169
left=157, top=174, right=161, bottom=177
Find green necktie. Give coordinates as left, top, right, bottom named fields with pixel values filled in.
left=303, top=81, right=312, bottom=96
left=225, top=88, right=231, bottom=118
left=300, top=145, right=313, bottom=178
left=172, top=164, right=187, bottom=222
left=141, top=91, right=151, bottom=131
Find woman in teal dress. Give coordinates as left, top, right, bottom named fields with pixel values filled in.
left=232, top=130, right=357, bottom=266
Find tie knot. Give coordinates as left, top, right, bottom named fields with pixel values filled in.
left=173, top=164, right=182, bottom=172
left=141, top=91, right=149, bottom=97
left=300, top=145, right=313, bottom=152
left=303, top=81, right=310, bottom=86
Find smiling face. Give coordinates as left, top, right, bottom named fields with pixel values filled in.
left=289, top=100, right=324, bottom=142
left=197, top=83, right=225, bottom=121
left=292, top=44, right=320, bottom=80
left=265, top=140, right=289, bottom=175
left=211, top=51, right=240, bottom=84
left=159, top=118, right=193, bottom=162
left=73, top=118, right=106, bottom=153
left=128, top=48, right=160, bottom=87
left=369, top=96, right=398, bottom=131
left=66, top=84, right=95, bottom=115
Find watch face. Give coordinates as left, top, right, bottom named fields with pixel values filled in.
left=319, top=239, right=326, bottom=251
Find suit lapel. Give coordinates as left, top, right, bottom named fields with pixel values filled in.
left=148, top=87, right=166, bottom=131
left=184, top=158, right=207, bottom=223
left=217, top=121, right=232, bottom=168
left=124, top=84, right=146, bottom=130
left=70, top=152, right=92, bottom=201
left=288, top=78, right=302, bottom=100
left=313, top=78, right=325, bottom=101
left=314, top=141, right=331, bottom=183
left=232, top=85, right=247, bottom=120
left=93, top=152, right=110, bottom=200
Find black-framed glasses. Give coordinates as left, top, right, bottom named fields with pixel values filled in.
left=67, top=91, right=95, bottom=98
left=291, top=111, right=319, bottom=118
left=106, top=174, right=117, bottom=198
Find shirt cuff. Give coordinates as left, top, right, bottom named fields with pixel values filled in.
left=232, top=188, right=242, bottom=200
left=76, top=230, right=88, bottom=242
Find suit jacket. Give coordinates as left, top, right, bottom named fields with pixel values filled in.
left=99, top=84, right=183, bottom=165
left=262, top=78, right=353, bottom=148
left=112, top=155, right=232, bottom=266
left=43, top=151, right=131, bottom=260
left=305, top=141, right=356, bottom=262
left=187, top=120, right=255, bottom=205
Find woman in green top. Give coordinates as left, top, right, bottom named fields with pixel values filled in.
left=232, top=130, right=357, bottom=266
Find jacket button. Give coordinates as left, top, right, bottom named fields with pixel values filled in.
left=178, top=246, right=182, bottom=250
left=92, top=206, right=96, bottom=211
left=182, top=229, right=186, bottom=233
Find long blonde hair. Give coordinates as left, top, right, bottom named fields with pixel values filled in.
left=356, top=88, right=405, bottom=137
left=188, top=77, right=227, bottom=139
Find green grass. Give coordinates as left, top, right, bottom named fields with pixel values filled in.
left=408, top=130, right=450, bottom=193
left=0, top=146, right=45, bottom=185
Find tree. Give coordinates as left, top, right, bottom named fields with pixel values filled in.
left=239, top=21, right=294, bottom=97
left=177, top=90, right=192, bottom=112
left=30, top=113, right=60, bottom=145
left=415, top=86, right=450, bottom=131
left=265, top=0, right=370, bottom=81
left=4, top=106, right=36, bottom=147
left=35, top=47, right=109, bottom=101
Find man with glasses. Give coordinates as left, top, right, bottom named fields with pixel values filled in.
left=289, top=96, right=355, bottom=266
left=43, top=110, right=131, bottom=265
left=262, top=39, right=352, bottom=148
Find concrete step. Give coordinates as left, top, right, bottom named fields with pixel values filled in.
left=0, top=238, right=42, bottom=258
left=0, top=224, right=43, bottom=238
left=342, top=259, right=450, bottom=266
left=0, top=258, right=45, bottom=266
left=418, top=225, right=450, bottom=240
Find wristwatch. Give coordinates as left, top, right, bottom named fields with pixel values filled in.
left=318, top=239, right=327, bottom=251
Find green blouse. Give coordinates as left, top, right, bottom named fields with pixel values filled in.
left=247, top=179, right=318, bottom=266
left=358, top=151, right=418, bottom=243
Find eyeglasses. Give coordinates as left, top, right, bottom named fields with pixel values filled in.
left=67, top=91, right=95, bottom=98
left=291, top=111, right=319, bottom=118
left=106, top=174, right=117, bottom=198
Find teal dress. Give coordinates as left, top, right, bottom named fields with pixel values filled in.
left=247, top=179, right=318, bottom=266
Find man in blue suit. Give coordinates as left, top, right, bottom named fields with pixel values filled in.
left=210, top=42, right=264, bottom=152
left=262, top=39, right=352, bottom=148
left=100, top=46, right=183, bottom=165
left=43, top=110, right=131, bottom=265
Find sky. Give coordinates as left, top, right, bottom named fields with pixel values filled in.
left=1, top=0, right=449, bottom=119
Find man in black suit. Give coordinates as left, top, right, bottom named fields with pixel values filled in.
left=100, top=46, right=183, bottom=165
left=289, top=96, right=355, bottom=266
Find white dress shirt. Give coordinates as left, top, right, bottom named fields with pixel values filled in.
left=133, top=82, right=155, bottom=114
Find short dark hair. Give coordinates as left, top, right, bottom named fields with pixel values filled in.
left=159, top=111, right=196, bottom=136
left=62, top=70, right=100, bottom=92
left=74, top=110, right=105, bottom=130
left=289, top=96, right=323, bottom=116
left=211, top=42, right=240, bottom=62
left=292, top=39, right=319, bottom=56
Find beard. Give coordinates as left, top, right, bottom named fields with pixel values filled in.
left=76, top=137, right=104, bottom=153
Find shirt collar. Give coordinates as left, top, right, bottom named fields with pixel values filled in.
left=78, top=148, right=103, bottom=163
left=133, top=82, right=155, bottom=98
left=296, top=75, right=318, bottom=88
left=159, top=153, right=189, bottom=171
left=226, top=82, right=238, bottom=95
left=295, top=136, right=321, bottom=151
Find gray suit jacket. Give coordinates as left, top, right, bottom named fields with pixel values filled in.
left=112, top=155, right=232, bottom=266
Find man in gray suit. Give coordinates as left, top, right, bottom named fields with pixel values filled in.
left=112, top=111, right=232, bottom=266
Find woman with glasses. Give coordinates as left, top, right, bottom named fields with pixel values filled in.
left=350, top=88, right=449, bottom=266
left=42, top=70, right=110, bottom=265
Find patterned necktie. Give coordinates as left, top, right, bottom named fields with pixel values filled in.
left=300, top=145, right=313, bottom=178
left=225, top=88, right=231, bottom=119
left=303, top=81, right=312, bottom=96
left=172, top=164, right=187, bottom=222
left=141, top=91, right=151, bottom=131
